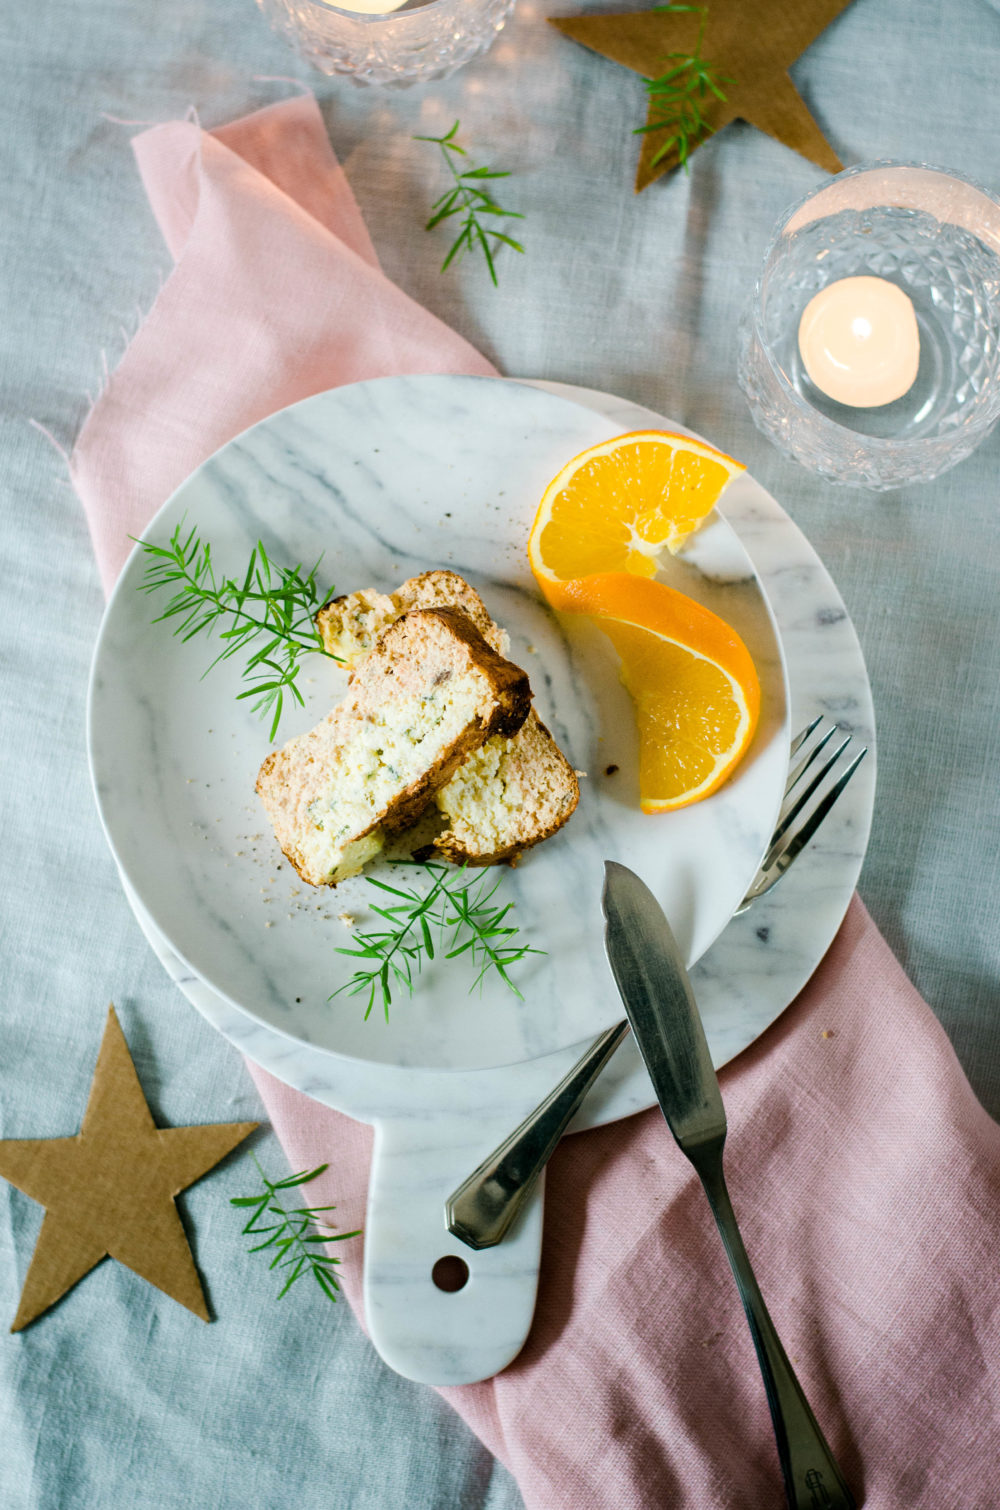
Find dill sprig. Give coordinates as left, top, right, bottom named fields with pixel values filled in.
left=636, top=5, right=732, bottom=171
left=332, top=863, right=545, bottom=1022
left=230, top=1157, right=361, bottom=1303
left=134, top=523, right=340, bottom=740
left=414, top=120, right=525, bottom=286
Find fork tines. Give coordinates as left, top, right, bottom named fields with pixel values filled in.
left=741, top=715, right=868, bottom=909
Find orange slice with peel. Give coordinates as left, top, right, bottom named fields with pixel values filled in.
left=528, top=430, right=745, bottom=608
left=558, top=573, right=760, bottom=813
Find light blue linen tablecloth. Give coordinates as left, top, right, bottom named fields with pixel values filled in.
left=2, top=0, right=999, bottom=1504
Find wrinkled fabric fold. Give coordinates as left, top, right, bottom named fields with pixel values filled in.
left=72, top=94, right=1000, bottom=1509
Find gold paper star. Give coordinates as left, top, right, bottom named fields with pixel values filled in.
left=0, top=1005, right=257, bottom=1330
left=550, top=0, right=852, bottom=192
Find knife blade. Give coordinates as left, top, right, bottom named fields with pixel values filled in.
left=601, top=859, right=726, bottom=1154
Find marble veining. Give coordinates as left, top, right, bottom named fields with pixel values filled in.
left=100, top=379, right=875, bottom=1388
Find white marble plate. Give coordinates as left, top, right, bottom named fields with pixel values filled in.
left=88, top=376, right=788, bottom=1074
left=114, top=381, right=876, bottom=1388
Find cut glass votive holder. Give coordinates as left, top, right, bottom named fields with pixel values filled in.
left=257, top=0, right=515, bottom=85
left=737, top=161, right=1000, bottom=490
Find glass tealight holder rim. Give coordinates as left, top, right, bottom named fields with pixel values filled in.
left=293, top=0, right=467, bottom=24
left=743, top=157, right=1000, bottom=456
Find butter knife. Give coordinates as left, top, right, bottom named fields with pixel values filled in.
left=602, top=861, right=855, bottom=1510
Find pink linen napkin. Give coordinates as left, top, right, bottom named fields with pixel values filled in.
left=73, top=94, right=1000, bottom=1509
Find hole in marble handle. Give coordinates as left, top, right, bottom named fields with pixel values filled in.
left=431, top=1255, right=470, bottom=1292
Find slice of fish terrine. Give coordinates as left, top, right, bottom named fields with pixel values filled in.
left=317, top=572, right=579, bottom=866
left=256, top=606, right=531, bottom=885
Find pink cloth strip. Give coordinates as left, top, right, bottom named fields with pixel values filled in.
left=72, top=94, right=1000, bottom=1508
left=72, top=95, right=494, bottom=595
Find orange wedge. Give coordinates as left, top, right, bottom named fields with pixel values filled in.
left=528, top=430, right=745, bottom=608
left=559, top=573, right=760, bottom=812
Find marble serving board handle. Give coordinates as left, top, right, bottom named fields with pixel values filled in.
left=299, top=1025, right=661, bottom=1385
left=364, top=1107, right=546, bottom=1385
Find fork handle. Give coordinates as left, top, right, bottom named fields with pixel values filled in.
left=446, top=1020, right=631, bottom=1249
left=694, top=1148, right=855, bottom=1510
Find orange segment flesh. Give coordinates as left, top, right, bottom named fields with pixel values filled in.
left=529, top=430, right=745, bottom=607
left=557, top=574, right=760, bottom=813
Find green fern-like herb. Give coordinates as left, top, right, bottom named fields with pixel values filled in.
left=134, top=523, right=340, bottom=740
left=230, top=1157, right=361, bottom=1303
left=332, top=862, right=545, bottom=1022
left=415, top=121, right=525, bottom=285
left=636, top=5, right=732, bottom=171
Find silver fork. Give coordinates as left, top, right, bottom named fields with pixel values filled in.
left=446, top=716, right=867, bottom=1251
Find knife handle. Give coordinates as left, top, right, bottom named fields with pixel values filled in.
left=694, top=1146, right=855, bottom=1510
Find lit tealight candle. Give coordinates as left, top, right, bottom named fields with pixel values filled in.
left=797, top=275, right=920, bottom=408
left=320, top=0, right=408, bottom=13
